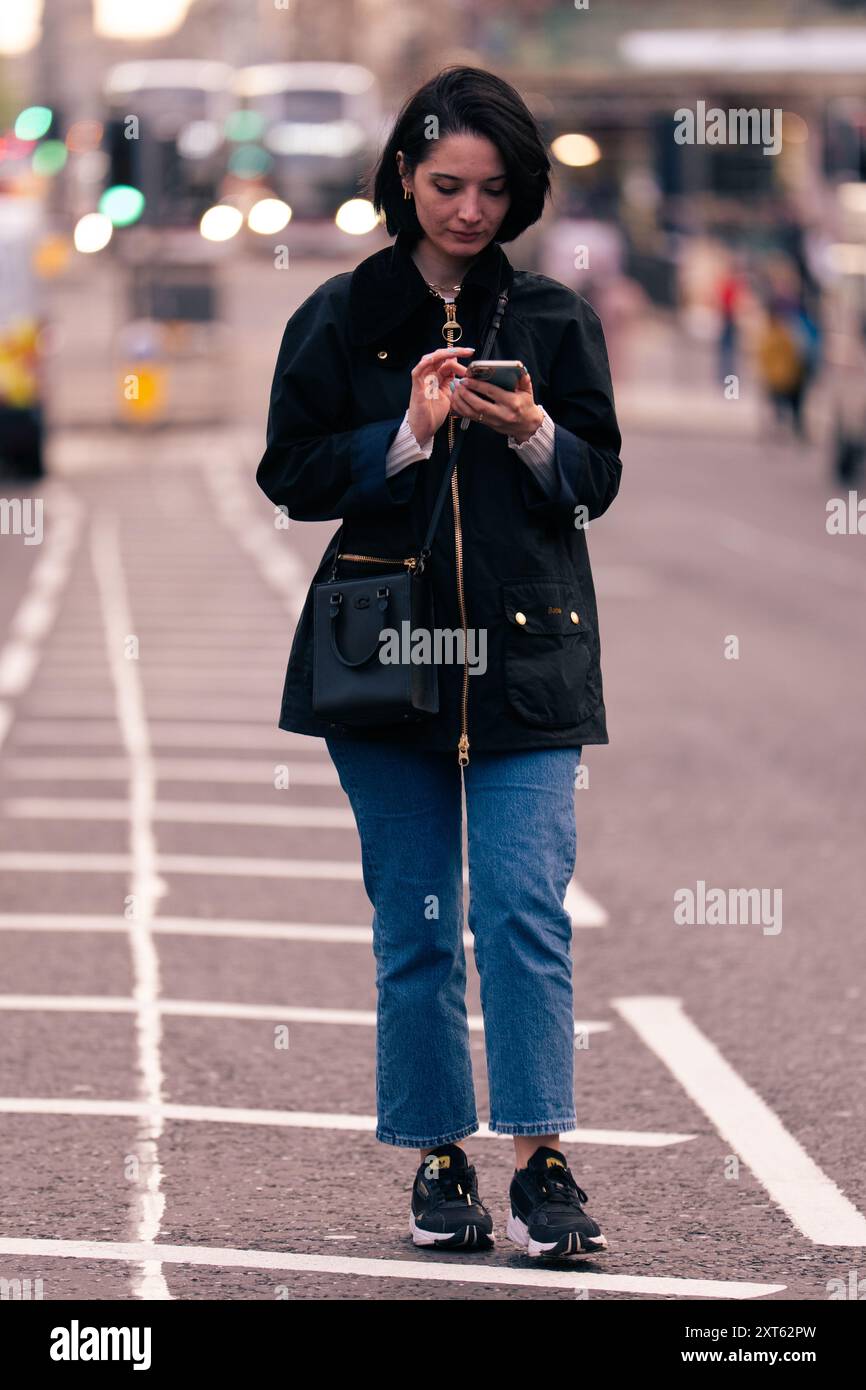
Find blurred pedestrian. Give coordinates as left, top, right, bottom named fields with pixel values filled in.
left=755, top=300, right=809, bottom=439
left=257, top=65, right=623, bottom=1260
left=716, top=257, right=745, bottom=384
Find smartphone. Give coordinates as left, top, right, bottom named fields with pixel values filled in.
left=465, top=360, right=525, bottom=391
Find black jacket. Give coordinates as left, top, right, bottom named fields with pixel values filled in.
left=256, top=228, right=623, bottom=762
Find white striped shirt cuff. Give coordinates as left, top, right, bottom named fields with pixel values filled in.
left=384, top=406, right=556, bottom=486
left=508, top=406, right=556, bottom=487
left=385, top=412, right=434, bottom=478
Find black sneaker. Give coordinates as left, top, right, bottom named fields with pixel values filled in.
left=507, top=1145, right=608, bottom=1258
left=410, top=1143, right=494, bottom=1250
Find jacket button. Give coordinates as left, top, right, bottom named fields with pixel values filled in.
left=515, top=611, right=527, bottom=624
left=570, top=610, right=579, bottom=623
left=377, top=350, right=388, bottom=359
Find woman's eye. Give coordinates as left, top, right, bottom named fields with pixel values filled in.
left=434, top=186, right=506, bottom=198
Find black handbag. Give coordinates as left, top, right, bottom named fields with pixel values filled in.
left=312, top=287, right=509, bottom=726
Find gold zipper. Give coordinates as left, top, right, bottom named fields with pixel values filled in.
left=337, top=552, right=417, bottom=569
left=450, top=441, right=470, bottom=768
left=413, top=282, right=471, bottom=767
left=447, top=337, right=470, bottom=768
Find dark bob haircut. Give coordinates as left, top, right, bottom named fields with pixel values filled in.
left=365, top=65, right=552, bottom=246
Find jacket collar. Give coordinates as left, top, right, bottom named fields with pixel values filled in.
left=348, top=227, right=513, bottom=347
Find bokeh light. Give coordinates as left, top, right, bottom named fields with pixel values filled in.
left=551, top=133, right=602, bottom=168
left=73, top=212, right=113, bottom=253
left=335, top=198, right=380, bottom=235
left=200, top=204, right=244, bottom=241
left=15, top=106, right=53, bottom=141
left=32, top=140, right=68, bottom=176
left=99, top=185, right=146, bottom=226
left=247, top=198, right=292, bottom=234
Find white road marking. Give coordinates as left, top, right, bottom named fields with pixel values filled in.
left=19, top=697, right=278, bottom=720
left=0, top=851, right=363, bottom=876
left=0, top=911, right=595, bottom=948
left=0, top=641, right=39, bottom=693
left=48, top=638, right=282, bottom=654
left=0, top=912, right=375, bottom=943
left=0, top=1236, right=783, bottom=1298
left=0, top=483, right=83, bottom=752
left=565, top=879, right=607, bottom=927
left=1, top=757, right=340, bottom=784
left=0, top=1097, right=693, bottom=1147
left=615, top=996, right=866, bottom=1247
left=4, top=797, right=357, bottom=828
left=56, top=617, right=284, bottom=631
left=28, top=672, right=273, bottom=691
left=202, top=453, right=307, bottom=622
left=0, top=992, right=611, bottom=1034
left=90, top=510, right=170, bottom=1300
left=10, top=720, right=302, bottom=747
left=0, top=853, right=606, bottom=928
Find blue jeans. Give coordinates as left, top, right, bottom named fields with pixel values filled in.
left=325, top=736, right=583, bottom=1148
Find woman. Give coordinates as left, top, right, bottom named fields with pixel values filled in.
left=257, top=66, right=622, bottom=1260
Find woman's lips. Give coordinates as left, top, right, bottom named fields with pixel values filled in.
left=451, top=229, right=483, bottom=240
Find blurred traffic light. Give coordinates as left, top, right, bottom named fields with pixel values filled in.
left=102, top=116, right=221, bottom=228
left=104, top=116, right=140, bottom=190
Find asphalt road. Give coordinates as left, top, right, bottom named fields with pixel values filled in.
left=0, top=309, right=864, bottom=1302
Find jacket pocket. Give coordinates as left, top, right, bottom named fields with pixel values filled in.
left=501, top=578, right=592, bottom=728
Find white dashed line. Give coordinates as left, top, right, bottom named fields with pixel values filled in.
left=90, top=510, right=170, bottom=1301
left=0, top=1097, right=694, bottom=1147
left=0, top=757, right=341, bottom=785
left=3, top=797, right=357, bottom=828
left=615, top=996, right=866, bottom=1247
left=0, top=993, right=612, bottom=1036
left=0, top=1236, right=784, bottom=1298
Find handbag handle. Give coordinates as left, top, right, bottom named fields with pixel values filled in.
left=327, top=586, right=391, bottom=668
left=328, top=283, right=509, bottom=580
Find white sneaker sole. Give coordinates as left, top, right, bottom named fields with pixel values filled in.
left=506, top=1210, right=608, bottom=1258
left=410, top=1212, right=494, bottom=1248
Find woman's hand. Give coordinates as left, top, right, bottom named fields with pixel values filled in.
left=449, top=367, right=543, bottom=442
left=406, top=346, right=476, bottom=448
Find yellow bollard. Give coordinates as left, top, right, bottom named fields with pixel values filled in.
left=119, top=364, right=166, bottom=422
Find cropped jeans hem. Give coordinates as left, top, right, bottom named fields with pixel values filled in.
left=488, top=1118, right=577, bottom=1136
left=376, top=1120, right=480, bottom=1149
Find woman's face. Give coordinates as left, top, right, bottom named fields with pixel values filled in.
left=398, top=132, right=510, bottom=256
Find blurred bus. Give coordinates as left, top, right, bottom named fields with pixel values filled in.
left=231, top=62, right=385, bottom=250
left=102, top=59, right=234, bottom=229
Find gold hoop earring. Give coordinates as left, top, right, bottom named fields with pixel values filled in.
left=403, top=186, right=412, bottom=200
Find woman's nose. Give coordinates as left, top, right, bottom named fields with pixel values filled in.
left=457, top=195, right=483, bottom=223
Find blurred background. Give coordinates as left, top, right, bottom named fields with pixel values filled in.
left=0, top=0, right=864, bottom=475
left=1, top=2, right=866, bottom=1306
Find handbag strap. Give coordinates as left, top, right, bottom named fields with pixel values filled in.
left=416, top=287, right=509, bottom=572
left=328, top=283, right=509, bottom=580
